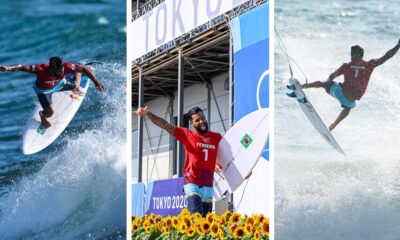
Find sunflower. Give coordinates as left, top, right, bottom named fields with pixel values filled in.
left=210, top=222, right=220, bottom=238
left=219, top=230, right=225, bottom=240
left=186, top=226, right=196, bottom=237
left=193, top=212, right=202, bottom=220
left=254, top=230, right=261, bottom=240
left=182, top=216, right=192, bottom=228
left=131, top=222, right=139, bottom=232
left=244, top=223, right=254, bottom=235
left=172, top=216, right=179, bottom=228
left=181, top=208, right=190, bottom=216
left=165, top=216, right=172, bottom=226
left=206, top=212, right=215, bottom=224
left=201, top=220, right=211, bottom=233
left=261, top=219, right=269, bottom=236
left=179, top=222, right=188, bottom=234
left=229, top=223, right=238, bottom=234
left=233, top=226, right=245, bottom=239
left=145, top=226, right=151, bottom=234
left=229, top=212, right=242, bottom=224
left=219, top=214, right=227, bottom=225
left=246, top=216, right=255, bottom=225
left=196, top=222, right=205, bottom=235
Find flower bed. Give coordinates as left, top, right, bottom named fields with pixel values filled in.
left=132, top=209, right=269, bottom=240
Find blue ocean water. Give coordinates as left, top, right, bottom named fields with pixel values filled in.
left=275, top=0, right=400, bottom=239
left=0, top=0, right=126, bottom=239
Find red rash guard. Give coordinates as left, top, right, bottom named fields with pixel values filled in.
left=337, top=59, right=378, bottom=100
left=29, top=62, right=76, bottom=90
left=174, top=127, right=222, bottom=187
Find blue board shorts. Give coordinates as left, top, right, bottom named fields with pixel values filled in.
left=183, top=183, right=213, bottom=201
left=324, top=81, right=356, bottom=109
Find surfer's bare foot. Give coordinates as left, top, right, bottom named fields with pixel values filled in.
left=39, top=111, right=51, bottom=128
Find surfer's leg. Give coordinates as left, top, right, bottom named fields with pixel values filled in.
left=199, top=186, right=214, bottom=217
left=37, top=94, right=54, bottom=127
left=187, top=194, right=203, bottom=214
left=301, top=81, right=324, bottom=89
left=184, top=183, right=203, bottom=214
left=329, top=107, right=351, bottom=131
left=59, top=80, right=76, bottom=92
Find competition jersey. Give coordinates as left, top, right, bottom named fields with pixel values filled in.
left=337, top=59, right=378, bottom=100
left=174, top=127, right=223, bottom=187
left=29, top=62, right=76, bottom=90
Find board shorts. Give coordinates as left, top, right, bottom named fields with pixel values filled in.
left=37, top=80, right=76, bottom=108
left=323, top=81, right=356, bottom=109
left=183, top=183, right=213, bottom=201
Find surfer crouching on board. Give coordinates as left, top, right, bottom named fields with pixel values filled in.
left=135, top=106, right=222, bottom=216
left=0, top=56, right=105, bottom=127
left=302, top=39, right=400, bottom=131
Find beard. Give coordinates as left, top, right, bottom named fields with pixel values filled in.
left=194, top=122, right=209, bottom=134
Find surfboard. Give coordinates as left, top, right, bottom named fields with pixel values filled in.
left=213, top=108, right=269, bottom=200
left=287, top=78, right=345, bottom=155
left=22, top=73, right=90, bottom=155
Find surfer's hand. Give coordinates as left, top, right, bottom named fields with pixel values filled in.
left=215, top=163, right=222, bottom=173
left=135, top=106, right=148, bottom=116
left=95, top=82, right=105, bottom=91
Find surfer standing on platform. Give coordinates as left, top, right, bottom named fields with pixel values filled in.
left=135, top=106, right=222, bottom=216
left=0, top=56, right=104, bottom=128
left=302, top=39, right=400, bottom=131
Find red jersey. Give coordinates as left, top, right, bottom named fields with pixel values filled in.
left=174, top=127, right=223, bottom=187
left=29, top=62, right=76, bottom=90
left=337, top=59, right=378, bottom=100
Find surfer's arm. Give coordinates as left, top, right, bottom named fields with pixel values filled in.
left=0, top=64, right=30, bottom=72
left=74, top=64, right=105, bottom=91
left=134, top=106, right=176, bottom=135
left=327, top=67, right=344, bottom=81
left=376, top=39, right=400, bottom=66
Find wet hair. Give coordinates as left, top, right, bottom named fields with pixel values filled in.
left=187, top=107, right=204, bottom=121
left=49, top=56, right=64, bottom=70
left=351, top=45, right=364, bottom=59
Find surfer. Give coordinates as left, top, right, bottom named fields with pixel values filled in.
left=0, top=56, right=105, bottom=127
left=302, top=39, right=400, bottom=131
left=135, top=106, right=222, bottom=216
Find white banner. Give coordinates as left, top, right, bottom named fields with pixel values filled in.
left=130, top=0, right=249, bottom=61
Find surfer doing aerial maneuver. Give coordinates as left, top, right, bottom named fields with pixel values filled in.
left=0, top=56, right=105, bottom=128
left=301, top=39, right=400, bottom=131
left=135, top=106, right=222, bottom=216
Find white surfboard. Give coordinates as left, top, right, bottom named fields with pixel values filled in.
left=288, top=78, right=345, bottom=155
left=213, top=108, right=269, bottom=200
left=22, top=74, right=90, bottom=155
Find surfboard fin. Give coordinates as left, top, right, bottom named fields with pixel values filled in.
left=286, top=91, right=297, bottom=98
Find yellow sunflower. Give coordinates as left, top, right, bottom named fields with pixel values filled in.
left=246, top=216, right=255, bottom=225
left=229, top=212, right=242, bottom=224
left=186, top=226, right=196, bottom=237
left=233, top=226, right=245, bottom=239
left=254, top=230, right=261, bottom=240
left=179, top=222, right=188, bottom=234
left=196, top=222, right=205, bottom=235
left=210, top=222, right=220, bottom=238
left=193, top=212, right=202, bottom=220
left=181, top=208, right=190, bottom=216
left=244, top=223, right=254, bottom=235
left=172, top=216, right=179, bottom=228
left=219, top=229, right=225, bottom=240
left=206, top=212, right=215, bottom=224
left=145, top=226, right=151, bottom=234
left=201, top=220, right=211, bottom=233
left=182, top=215, right=192, bottom=228
left=261, top=219, right=269, bottom=236
left=229, top=223, right=238, bottom=235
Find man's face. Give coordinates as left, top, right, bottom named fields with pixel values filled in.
left=50, top=66, right=64, bottom=78
left=190, top=112, right=208, bottom=134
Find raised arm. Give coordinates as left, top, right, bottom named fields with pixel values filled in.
left=0, top=64, right=31, bottom=72
left=376, top=39, right=400, bottom=66
left=74, top=64, right=105, bottom=91
left=134, top=106, right=176, bottom=136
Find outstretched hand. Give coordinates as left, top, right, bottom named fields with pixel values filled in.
left=95, top=82, right=105, bottom=91
left=135, top=106, right=148, bottom=116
